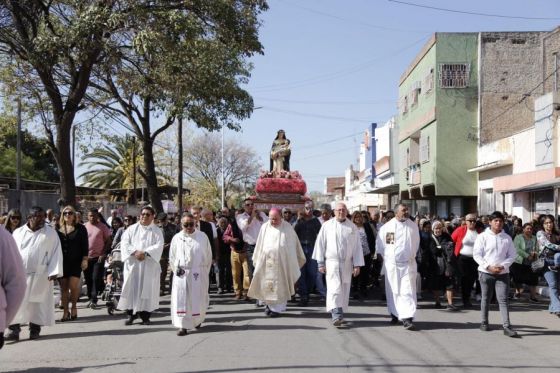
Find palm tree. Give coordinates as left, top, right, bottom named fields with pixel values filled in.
left=79, top=135, right=142, bottom=190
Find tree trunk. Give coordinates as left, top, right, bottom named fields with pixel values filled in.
left=140, top=119, right=163, bottom=213
left=54, top=121, right=76, bottom=207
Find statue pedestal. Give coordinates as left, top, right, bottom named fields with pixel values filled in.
left=251, top=171, right=308, bottom=211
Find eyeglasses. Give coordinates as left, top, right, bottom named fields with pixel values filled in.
left=10, top=216, right=21, bottom=220
left=245, top=203, right=253, bottom=207
left=63, top=211, right=74, bottom=216
left=183, top=222, right=195, bottom=228
left=141, top=213, right=152, bottom=217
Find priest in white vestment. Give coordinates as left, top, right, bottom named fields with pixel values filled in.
left=312, top=202, right=364, bottom=326
left=118, top=206, right=164, bottom=326
left=376, top=204, right=420, bottom=330
left=248, top=209, right=305, bottom=316
left=7, top=207, right=63, bottom=341
left=170, top=213, right=213, bottom=336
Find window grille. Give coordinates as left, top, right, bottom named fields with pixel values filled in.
left=439, top=63, right=470, bottom=88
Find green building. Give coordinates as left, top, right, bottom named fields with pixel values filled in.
left=397, top=33, right=479, bottom=217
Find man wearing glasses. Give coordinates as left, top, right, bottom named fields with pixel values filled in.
left=169, top=213, right=213, bottom=336
left=118, top=206, right=164, bottom=326
left=313, top=202, right=363, bottom=326
left=7, top=206, right=63, bottom=341
left=236, top=199, right=268, bottom=284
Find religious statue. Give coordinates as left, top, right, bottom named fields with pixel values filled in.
left=270, top=129, right=291, bottom=173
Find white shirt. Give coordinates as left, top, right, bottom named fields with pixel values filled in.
left=473, top=229, right=516, bottom=274
left=460, top=229, right=478, bottom=257
left=237, top=211, right=268, bottom=245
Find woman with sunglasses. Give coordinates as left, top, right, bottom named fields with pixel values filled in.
left=536, top=215, right=560, bottom=316
left=451, top=213, right=483, bottom=308
left=57, top=206, right=89, bottom=321
left=4, top=209, right=23, bottom=234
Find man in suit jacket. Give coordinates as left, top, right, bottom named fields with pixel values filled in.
left=190, top=207, right=217, bottom=261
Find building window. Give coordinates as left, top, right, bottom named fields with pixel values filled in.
left=439, top=63, right=470, bottom=88
left=419, top=135, right=430, bottom=163
left=511, top=39, right=526, bottom=45
left=423, top=68, right=434, bottom=93
left=410, top=81, right=421, bottom=107
left=399, top=95, right=408, bottom=114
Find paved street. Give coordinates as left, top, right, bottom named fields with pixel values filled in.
left=2, top=289, right=559, bottom=373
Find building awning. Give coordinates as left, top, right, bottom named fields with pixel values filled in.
left=371, top=184, right=399, bottom=194
left=502, top=177, right=560, bottom=194
left=468, top=159, right=513, bottom=173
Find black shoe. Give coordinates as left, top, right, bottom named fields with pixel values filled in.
left=446, top=304, right=459, bottom=312
left=29, top=331, right=40, bottom=340
left=264, top=306, right=272, bottom=316
left=403, top=319, right=415, bottom=330
left=5, top=332, right=19, bottom=342
left=434, top=302, right=444, bottom=309
left=125, top=317, right=135, bottom=326
left=480, top=323, right=490, bottom=332
left=177, top=328, right=188, bottom=336
left=463, top=301, right=473, bottom=309
left=141, top=319, right=151, bottom=325
left=503, top=327, right=519, bottom=338
left=195, top=323, right=202, bottom=329
left=390, top=314, right=399, bottom=325
left=529, top=297, right=539, bottom=303
left=297, top=299, right=309, bottom=307
left=269, top=311, right=280, bottom=318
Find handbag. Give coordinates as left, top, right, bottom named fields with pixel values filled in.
left=531, top=257, right=546, bottom=273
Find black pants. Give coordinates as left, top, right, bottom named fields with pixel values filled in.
left=84, top=258, right=105, bottom=303
left=459, top=255, right=480, bottom=303
left=352, top=254, right=373, bottom=295
left=127, top=309, right=151, bottom=321
left=218, top=253, right=233, bottom=291
left=9, top=323, right=41, bottom=334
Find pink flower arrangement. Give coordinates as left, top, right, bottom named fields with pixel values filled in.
left=259, top=170, right=303, bottom=180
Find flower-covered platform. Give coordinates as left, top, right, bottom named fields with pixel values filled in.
left=250, top=170, right=309, bottom=211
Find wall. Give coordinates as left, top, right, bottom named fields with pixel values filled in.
left=435, top=33, right=479, bottom=196
left=479, top=32, right=544, bottom=144
left=542, top=27, right=560, bottom=94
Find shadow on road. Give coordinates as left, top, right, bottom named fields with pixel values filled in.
left=5, top=362, right=134, bottom=373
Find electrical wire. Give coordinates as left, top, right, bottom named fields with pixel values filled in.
left=388, top=0, right=560, bottom=21
left=255, top=97, right=395, bottom=105
left=280, top=0, right=431, bottom=33
left=250, top=34, right=431, bottom=92
left=258, top=105, right=376, bottom=123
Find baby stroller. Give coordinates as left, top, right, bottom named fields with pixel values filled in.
left=102, top=247, right=124, bottom=315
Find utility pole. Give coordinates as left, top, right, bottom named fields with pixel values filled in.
left=16, top=99, right=22, bottom=209
left=132, top=137, right=137, bottom=204
left=221, top=126, right=225, bottom=209
left=178, top=117, right=183, bottom=214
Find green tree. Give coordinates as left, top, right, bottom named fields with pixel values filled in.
left=79, top=135, right=142, bottom=190
left=86, top=1, right=268, bottom=212
left=0, top=111, right=58, bottom=181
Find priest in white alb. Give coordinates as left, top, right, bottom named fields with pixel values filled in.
left=170, top=213, right=213, bottom=336
left=376, top=203, right=420, bottom=331
left=248, top=208, right=305, bottom=317
left=118, top=206, right=164, bottom=326
left=312, top=202, right=364, bottom=326
left=7, top=206, right=63, bottom=341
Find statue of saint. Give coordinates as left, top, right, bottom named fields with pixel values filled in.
left=270, top=129, right=291, bottom=173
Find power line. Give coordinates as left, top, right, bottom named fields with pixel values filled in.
left=258, top=105, right=375, bottom=123
left=292, top=131, right=364, bottom=151
left=280, top=0, right=430, bottom=33
left=388, top=0, right=560, bottom=21
left=250, top=34, right=431, bottom=92
left=255, top=97, right=395, bottom=105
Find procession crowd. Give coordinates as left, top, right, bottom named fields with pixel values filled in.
left=1, top=200, right=560, bottom=347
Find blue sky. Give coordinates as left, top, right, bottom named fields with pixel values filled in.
left=222, top=0, right=560, bottom=192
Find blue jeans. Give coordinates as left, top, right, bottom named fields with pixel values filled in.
left=331, top=307, right=343, bottom=321
left=544, top=264, right=560, bottom=314
left=298, top=245, right=317, bottom=300
left=245, top=243, right=256, bottom=278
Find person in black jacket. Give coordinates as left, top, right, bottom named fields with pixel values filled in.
left=421, top=220, right=458, bottom=310
left=350, top=211, right=375, bottom=300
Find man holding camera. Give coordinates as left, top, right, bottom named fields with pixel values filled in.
left=236, top=198, right=268, bottom=281
left=170, top=213, right=213, bottom=336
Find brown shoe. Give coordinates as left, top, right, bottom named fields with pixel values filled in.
left=234, top=294, right=241, bottom=300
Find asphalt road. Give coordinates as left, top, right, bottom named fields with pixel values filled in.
left=1, top=289, right=559, bottom=373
